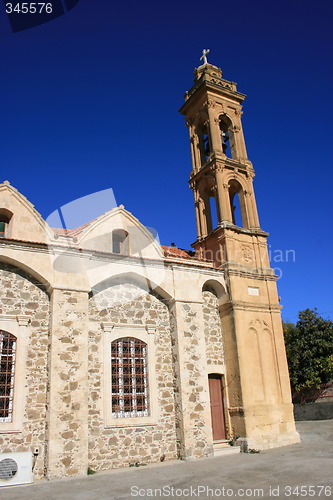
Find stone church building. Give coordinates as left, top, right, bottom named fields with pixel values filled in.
left=0, top=59, right=300, bottom=480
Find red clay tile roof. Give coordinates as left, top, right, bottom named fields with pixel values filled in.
left=52, top=220, right=92, bottom=238
left=162, top=245, right=196, bottom=259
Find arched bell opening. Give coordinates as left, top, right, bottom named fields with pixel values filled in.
left=219, top=115, right=236, bottom=159
left=228, top=179, right=249, bottom=229
left=199, top=176, right=219, bottom=234
left=197, top=123, right=211, bottom=166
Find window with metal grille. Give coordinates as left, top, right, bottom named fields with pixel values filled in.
left=111, top=337, right=148, bottom=418
left=0, top=331, right=16, bottom=422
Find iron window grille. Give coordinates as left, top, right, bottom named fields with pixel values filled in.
left=0, top=331, right=16, bottom=422
left=111, top=337, right=148, bottom=418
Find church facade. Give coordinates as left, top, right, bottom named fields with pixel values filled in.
left=0, top=60, right=299, bottom=480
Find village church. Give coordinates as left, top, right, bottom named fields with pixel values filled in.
left=0, top=56, right=300, bottom=482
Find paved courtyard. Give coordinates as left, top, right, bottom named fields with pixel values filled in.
left=1, top=420, right=332, bottom=500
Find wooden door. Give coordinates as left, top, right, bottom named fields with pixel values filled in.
left=208, top=374, right=226, bottom=441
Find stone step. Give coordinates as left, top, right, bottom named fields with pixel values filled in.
left=213, top=444, right=241, bottom=456
left=213, top=439, right=232, bottom=449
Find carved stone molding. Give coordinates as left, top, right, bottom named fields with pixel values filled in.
left=212, top=163, right=224, bottom=173
left=102, top=323, right=155, bottom=333
left=146, top=327, right=156, bottom=335
left=101, top=322, right=114, bottom=333
left=249, top=318, right=271, bottom=331
left=203, top=99, right=216, bottom=109
left=17, top=315, right=30, bottom=327
left=241, top=245, right=254, bottom=263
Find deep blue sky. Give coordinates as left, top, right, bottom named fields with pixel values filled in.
left=0, top=0, right=332, bottom=323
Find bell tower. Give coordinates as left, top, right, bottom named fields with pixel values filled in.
left=180, top=53, right=300, bottom=450
left=179, top=56, right=263, bottom=263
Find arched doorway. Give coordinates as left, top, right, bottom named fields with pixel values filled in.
left=208, top=374, right=227, bottom=441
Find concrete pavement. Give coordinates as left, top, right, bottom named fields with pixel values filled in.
left=1, top=420, right=332, bottom=500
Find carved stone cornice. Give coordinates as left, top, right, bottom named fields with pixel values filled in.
left=222, top=267, right=277, bottom=281
left=219, top=300, right=282, bottom=314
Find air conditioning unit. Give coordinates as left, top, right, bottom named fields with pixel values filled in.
left=0, top=452, right=33, bottom=487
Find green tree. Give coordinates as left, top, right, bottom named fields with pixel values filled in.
left=283, top=309, right=333, bottom=394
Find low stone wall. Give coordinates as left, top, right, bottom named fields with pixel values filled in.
left=294, top=402, right=333, bottom=421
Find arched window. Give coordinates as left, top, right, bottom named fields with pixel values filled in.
left=0, top=209, right=13, bottom=239
left=111, top=337, right=148, bottom=418
left=112, top=229, right=129, bottom=255
left=0, top=331, right=16, bottom=422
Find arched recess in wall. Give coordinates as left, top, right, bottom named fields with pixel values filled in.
left=260, top=328, right=280, bottom=403
left=0, top=256, right=51, bottom=295
left=219, top=114, right=236, bottom=159
left=112, top=229, right=129, bottom=255
left=202, top=279, right=228, bottom=306
left=247, top=327, right=265, bottom=403
left=89, top=272, right=172, bottom=307
left=202, top=281, right=226, bottom=369
left=228, top=179, right=249, bottom=228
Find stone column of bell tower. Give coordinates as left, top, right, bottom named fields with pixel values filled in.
left=179, top=57, right=300, bottom=449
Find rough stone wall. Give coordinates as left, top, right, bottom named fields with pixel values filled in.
left=88, top=282, right=177, bottom=470
left=203, top=291, right=224, bottom=366
left=171, top=300, right=213, bottom=459
left=46, top=289, right=89, bottom=479
left=0, top=263, right=49, bottom=479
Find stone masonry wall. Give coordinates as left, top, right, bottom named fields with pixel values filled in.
left=203, top=290, right=224, bottom=367
left=170, top=300, right=213, bottom=459
left=88, top=282, right=177, bottom=470
left=0, top=263, right=50, bottom=479
left=46, top=289, right=89, bottom=479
